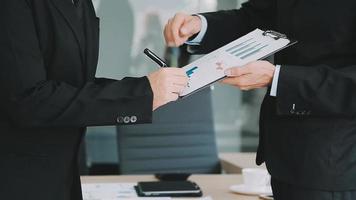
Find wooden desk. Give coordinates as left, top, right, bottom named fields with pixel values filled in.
left=81, top=175, right=260, bottom=200
left=219, top=153, right=266, bottom=174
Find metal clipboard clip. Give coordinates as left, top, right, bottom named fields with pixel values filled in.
left=262, top=30, right=287, bottom=40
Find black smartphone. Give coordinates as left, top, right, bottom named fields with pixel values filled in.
left=136, top=181, right=203, bottom=197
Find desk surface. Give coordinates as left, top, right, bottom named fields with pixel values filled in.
left=81, top=175, right=260, bottom=200
left=219, top=153, right=266, bottom=174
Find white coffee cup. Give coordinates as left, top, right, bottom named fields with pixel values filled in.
left=242, top=168, right=271, bottom=188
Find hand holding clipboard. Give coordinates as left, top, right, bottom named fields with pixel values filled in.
left=180, top=29, right=297, bottom=98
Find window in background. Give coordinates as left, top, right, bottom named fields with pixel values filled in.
left=85, top=0, right=263, bottom=172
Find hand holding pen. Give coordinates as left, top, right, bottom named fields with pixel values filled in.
left=145, top=48, right=189, bottom=111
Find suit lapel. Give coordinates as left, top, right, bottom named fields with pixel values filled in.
left=50, top=0, right=86, bottom=66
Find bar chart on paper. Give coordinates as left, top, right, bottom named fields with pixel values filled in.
left=225, top=39, right=269, bottom=60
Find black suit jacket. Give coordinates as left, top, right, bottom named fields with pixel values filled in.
left=0, top=0, right=153, bottom=200
left=196, top=0, right=356, bottom=191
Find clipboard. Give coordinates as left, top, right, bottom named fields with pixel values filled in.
left=179, top=29, right=297, bottom=98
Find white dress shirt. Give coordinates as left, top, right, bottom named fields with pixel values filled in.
left=187, top=15, right=280, bottom=97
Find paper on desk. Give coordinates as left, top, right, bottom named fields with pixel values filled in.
left=180, top=29, right=291, bottom=97
left=82, top=183, right=138, bottom=200
left=82, top=183, right=213, bottom=200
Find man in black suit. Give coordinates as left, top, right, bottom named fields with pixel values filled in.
left=0, top=0, right=188, bottom=200
left=164, top=0, right=356, bottom=199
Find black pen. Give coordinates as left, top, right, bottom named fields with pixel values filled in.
left=144, top=48, right=168, bottom=68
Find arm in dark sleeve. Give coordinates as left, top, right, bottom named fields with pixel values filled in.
left=0, top=0, right=153, bottom=127
left=192, top=0, right=277, bottom=54
left=276, top=64, right=356, bottom=117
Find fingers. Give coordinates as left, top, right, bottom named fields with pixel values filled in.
left=180, top=16, right=201, bottom=37
left=164, top=15, right=183, bottom=47
left=162, top=68, right=188, bottom=79
left=180, top=21, right=194, bottom=36
left=147, top=67, right=189, bottom=110
left=224, top=66, right=251, bottom=77
left=239, top=83, right=267, bottom=91
left=220, top=77, right=248, bottom=87
left=164, top=19, right=174, bottom=46
left=171, top=13, right=186, bottom=46
left=164, top=68, right=188, bottom=95
left=220, top=76, right=269, bottom=90
left=220, top=77, right=255, bottom=91
left=173, top=76, right=189, bottom=86
left=223, top=61, right=275, bottom=91
left=225, top=60, right=275, bottom=77
left=167, top=93, right=179, bottom=102
left=163, top=13, right=202, bottom=47
left=220, top=77, right=237, bottom=85
left=170, top=84, right=186, bottom=94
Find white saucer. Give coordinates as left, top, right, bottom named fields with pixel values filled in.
left=230, top=184, right=273, bottom=196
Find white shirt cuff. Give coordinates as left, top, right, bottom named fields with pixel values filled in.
left=185, top=14, right=208, bottom=45
left=270, top=65, right=281, bottom=97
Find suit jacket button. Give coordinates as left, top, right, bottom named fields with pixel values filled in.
left=124, top=116, right=131, bottom=124
left=130, top=116, right=137, bottom=123
left=117, top=116, right=124, bottom=123
left=290, top=104, right=296, bottom=114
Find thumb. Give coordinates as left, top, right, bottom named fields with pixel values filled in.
left=180, top=20, right=199, bottom=37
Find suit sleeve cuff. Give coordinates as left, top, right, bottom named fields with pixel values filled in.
left=185, top=14, right=208, bottom=45
left=270, top=65, right=281, bottom=97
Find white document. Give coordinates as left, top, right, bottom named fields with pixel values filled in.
left=180, top=29, right=292, bottom=97
left=82, top=183, right=139, bottom=200
left=81, top=183, right=213, bottom=200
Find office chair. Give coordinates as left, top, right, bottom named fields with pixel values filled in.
left=116, top=88, right=221, bottom=174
